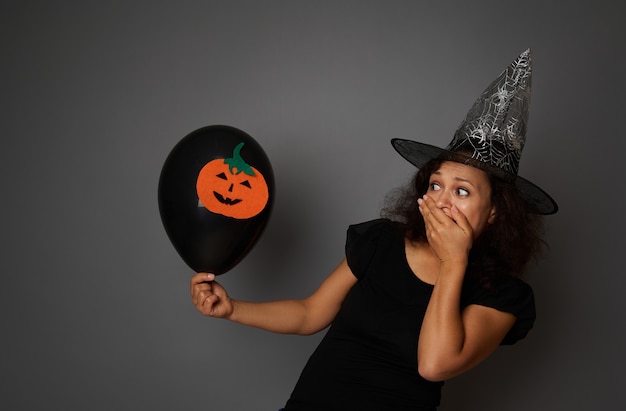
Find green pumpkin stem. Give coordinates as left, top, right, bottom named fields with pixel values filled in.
left=225, top=142, right=256, bottom=176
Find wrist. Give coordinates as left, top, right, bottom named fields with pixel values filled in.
left=225, top=298, right=239, bottom=321
left=438, top=258, right=468, bottom=275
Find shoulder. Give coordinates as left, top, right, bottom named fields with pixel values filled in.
left=462, top=275, right=536, bottom=345
left=347, top=218, right=402, bottom=239
left=346, top=218, right=405, bottom=252
left=345, top=218, right=404, bottom=278
left=346, top=218, right=394, bottom=253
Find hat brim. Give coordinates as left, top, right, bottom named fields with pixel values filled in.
left=391, top=138, right=558, bottom=215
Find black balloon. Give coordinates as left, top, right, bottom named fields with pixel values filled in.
left=158, top=125, right=275, bottom=274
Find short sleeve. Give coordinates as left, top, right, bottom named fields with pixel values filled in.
left=462, top=276, right=536, bottom=345
left=345, top=219, right=393, bottom=279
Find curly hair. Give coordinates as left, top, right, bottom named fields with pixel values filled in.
left=381, top=158, right=546, bottom=286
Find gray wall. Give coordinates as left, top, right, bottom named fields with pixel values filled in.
left=3, top=1, right=624, bottom=409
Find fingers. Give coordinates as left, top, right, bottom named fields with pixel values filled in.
left=193, top=285, right=221, bottom=316
left=192, top=285, right=210, bottom=307
left=189, top=272, right=232, bottom=317
left=190, top=272, right=215, bottom=295
left=190, top=272, right=215, bottom=286
left=419, top=195, right=466, bottom=227
left=450, top=205, right=472, bottom=235
left=418, top=195, right=472, bottom=240
left=198, top=290, right=217, bottom=310
left=190, top=273, right=216, bottom=306
left=418, top=195, right=451, bottom=232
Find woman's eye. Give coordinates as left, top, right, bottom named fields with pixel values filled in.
left=457, top=188, right=469, bottom=196
left=429, top=183, right=441, bottom=191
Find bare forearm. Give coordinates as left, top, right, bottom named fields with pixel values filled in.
left=418, top=261, right=467, bottom=379
left=228, top=299, right=320, bottom=335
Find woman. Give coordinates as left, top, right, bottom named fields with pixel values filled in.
left=190, top=49, right=557, bottom=410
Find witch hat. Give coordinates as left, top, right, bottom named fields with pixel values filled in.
left=392, top=49, right=558, bottom=214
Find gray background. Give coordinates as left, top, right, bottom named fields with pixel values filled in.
left=2, top=1, right=624, bottom=410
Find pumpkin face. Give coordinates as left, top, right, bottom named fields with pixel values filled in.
left=196, top=142, right=269, bottom=219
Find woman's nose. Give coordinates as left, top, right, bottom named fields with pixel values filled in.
left=434, top=190, right=452, bottom=209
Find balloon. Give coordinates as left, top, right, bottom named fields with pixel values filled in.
left=158, top=125, right=275, bottom=275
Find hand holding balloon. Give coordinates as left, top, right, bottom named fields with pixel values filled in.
left=190, top=273, right=234, bottom=318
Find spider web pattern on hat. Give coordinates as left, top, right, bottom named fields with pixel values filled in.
left=447, top=49, right=531, bottom=177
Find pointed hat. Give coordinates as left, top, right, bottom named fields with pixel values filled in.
left=392, top=49, right=558, bottom=214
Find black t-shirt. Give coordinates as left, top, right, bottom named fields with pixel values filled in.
left=283, top=219, right=535, bottom=411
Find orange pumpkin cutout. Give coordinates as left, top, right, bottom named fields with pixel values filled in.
left=196, top=142, right=269, bottom=219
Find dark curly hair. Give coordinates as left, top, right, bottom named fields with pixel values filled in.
left=381, top=158, right=546, bottom=286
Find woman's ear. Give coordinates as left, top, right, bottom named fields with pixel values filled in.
left=488, top=206, right=497, bottom=224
